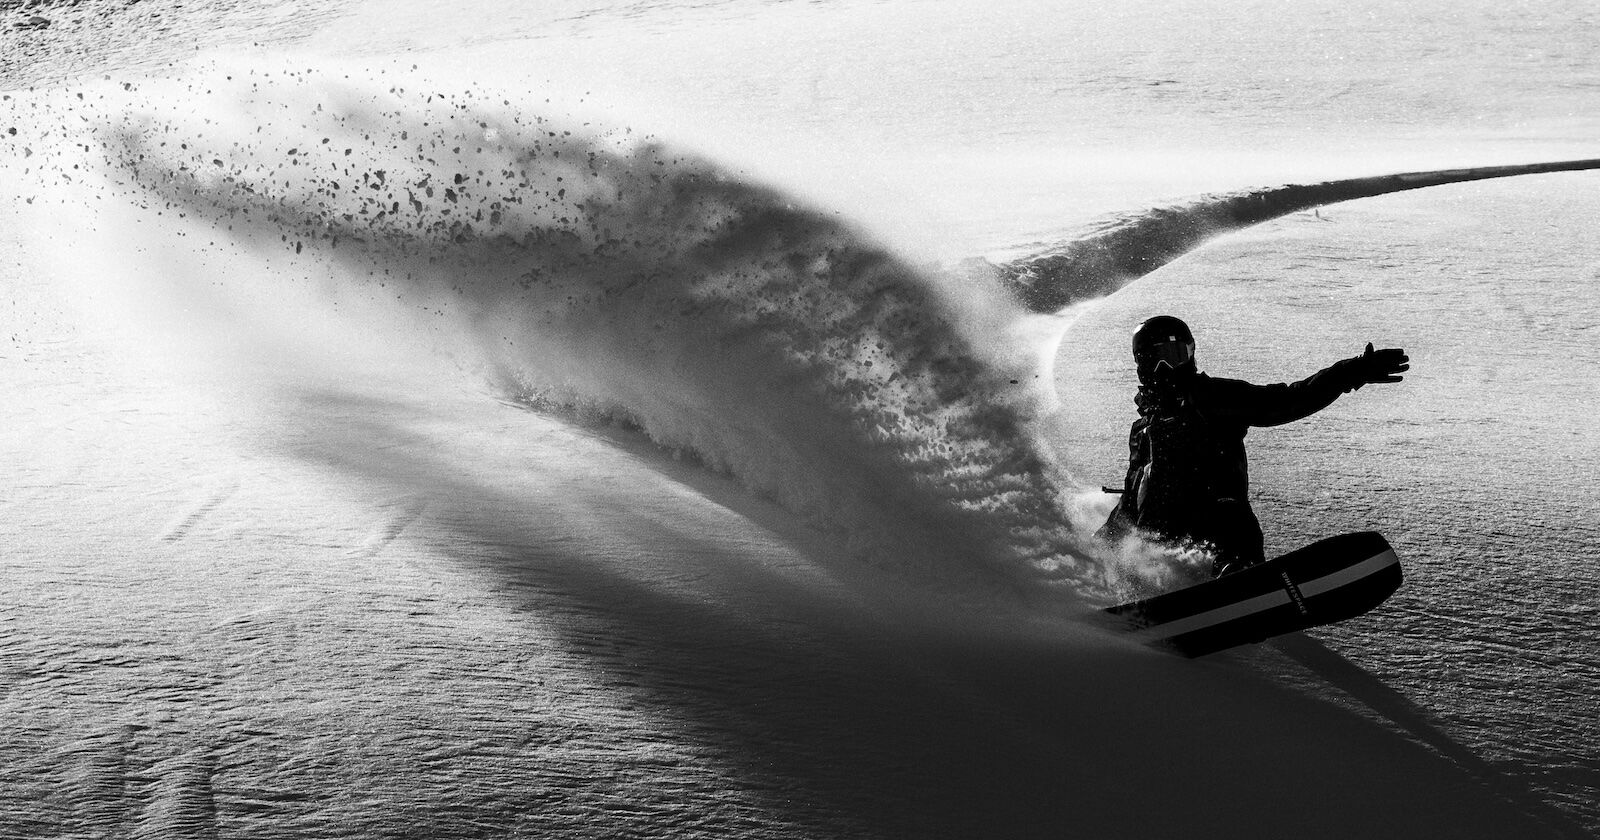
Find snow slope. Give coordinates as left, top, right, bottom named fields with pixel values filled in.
left=2, top=1, right=1593, bottom=837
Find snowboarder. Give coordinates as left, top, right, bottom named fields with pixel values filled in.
left=1097, top=315, right=1409, bottom=577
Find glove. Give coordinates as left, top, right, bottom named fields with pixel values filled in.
left=1339, top=342, right=1409, bottom=390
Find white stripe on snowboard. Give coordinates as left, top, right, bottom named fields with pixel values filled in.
left=1129, top=548, right=1399, bottom=643
left=1129, top=590, right=1293, bottom=643
left=1297, top=549, right=1399, bottom=598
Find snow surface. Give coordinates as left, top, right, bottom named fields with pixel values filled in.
left=2, top=0, right=1595, bottom=837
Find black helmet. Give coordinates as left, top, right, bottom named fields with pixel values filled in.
left=1132, top=315, right=1195, bottom=386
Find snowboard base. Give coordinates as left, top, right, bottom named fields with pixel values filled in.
left=1104, top=531, right=1402, bottom=657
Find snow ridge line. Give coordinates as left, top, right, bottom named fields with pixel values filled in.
left=56, top=727, right=219, bottom=839
left=70, top=725, right=138, bottom=835
left=159, top=478, right=240, bottom=542
left=131, top=749, right=220, bottom=840
left=998, top=157, right=1600, bottom=314
left=348, top=495, right=429, bottom=560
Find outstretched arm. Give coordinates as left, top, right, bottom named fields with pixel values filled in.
left=1201, top=344, right=1410, bottom=428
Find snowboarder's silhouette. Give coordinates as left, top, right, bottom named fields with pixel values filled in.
left=1098, top=315, right=1409, bottom=576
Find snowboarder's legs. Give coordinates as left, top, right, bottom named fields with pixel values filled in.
left=1209, top=497, right=1265, bottom=577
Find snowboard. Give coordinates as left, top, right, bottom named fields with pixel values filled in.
left=1104, top=531, right=1403, bottom=657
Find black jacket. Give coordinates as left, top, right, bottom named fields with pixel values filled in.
left=1104, top=357, right=1368, bottom=545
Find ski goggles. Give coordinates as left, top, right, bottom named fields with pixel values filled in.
left=1136, top=339, right=1194, bottom=371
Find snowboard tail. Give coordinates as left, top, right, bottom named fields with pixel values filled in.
left=1105, top=531, right=1402, bottom=657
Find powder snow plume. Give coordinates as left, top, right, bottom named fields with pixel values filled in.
left=23, top=60, right=1587, bottom=609
left=75, top=62, right=1113, bottom=603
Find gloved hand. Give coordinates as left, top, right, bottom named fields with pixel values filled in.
left=1341, top=342, right=1409, bottom=390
